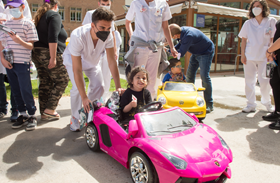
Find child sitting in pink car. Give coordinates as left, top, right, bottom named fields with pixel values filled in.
left=120, top=66, right=152, bottom=123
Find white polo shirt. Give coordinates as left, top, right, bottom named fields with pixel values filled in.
left=63, top=24, right=114, bottom=69
left=238, top=17, right=276, bottom=61
left=126, top=0, right=172, bottom=43
left=82, top=9, right=115, bottom=31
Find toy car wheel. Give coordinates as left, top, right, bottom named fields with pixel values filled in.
left=129, top=152, right=158, bottom=183
left=85, top=123, right=100, bottom=152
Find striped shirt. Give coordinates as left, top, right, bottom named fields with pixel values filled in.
left=0, top=18, right=38, bottom=64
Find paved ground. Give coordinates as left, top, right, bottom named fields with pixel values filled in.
left=0, top=68, right=280, bottom=183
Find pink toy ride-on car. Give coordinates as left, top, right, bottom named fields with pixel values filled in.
left=85, top=93, right=232, bottom=183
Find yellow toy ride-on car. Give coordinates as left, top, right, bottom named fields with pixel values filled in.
left=157, top=81, right=206, bottom=121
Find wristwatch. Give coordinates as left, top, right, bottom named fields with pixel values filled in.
left=267, top=50, right=272, bottom=54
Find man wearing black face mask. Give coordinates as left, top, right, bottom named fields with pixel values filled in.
left=63, top=7, right=123, bottom=132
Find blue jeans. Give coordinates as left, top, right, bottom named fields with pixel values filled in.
left=6, top=63, right=36, bottom=115
left=186, top=52, right=214, bottom=108
left=0, top=74, right=17, bottom=114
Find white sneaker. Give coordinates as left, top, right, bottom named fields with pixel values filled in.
left=264, top=104, right=275, bottom=113
left=242, top=106, right=256, bottom=113
left=70, top=116, right=80, bottom=132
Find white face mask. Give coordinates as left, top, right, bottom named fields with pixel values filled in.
left=101, top=5, right=111, bottom=10
left=252, top=7, right=262, bottom=17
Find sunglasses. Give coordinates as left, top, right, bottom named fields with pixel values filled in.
left=173, top=65, right=182, bottom=68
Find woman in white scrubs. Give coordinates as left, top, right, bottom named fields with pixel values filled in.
left=238, top=0, right=276, bottom=113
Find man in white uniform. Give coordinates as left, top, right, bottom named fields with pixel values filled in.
left=125, top=0, right=177, bottom=99
left=63, top=7, right=121, bottom=131
left=82, top=0, right=118, bottom=101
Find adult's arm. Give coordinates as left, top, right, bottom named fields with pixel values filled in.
left=106, top=47, right=121, bottom=89
left=268, top=37, right=280, bottom=53
left=112, top=31, right=118, bottom=60
left=48, top=13, right=62, bottom=68
left=125, top=19, right=133, bottom=38
left=241, top=38, right=247, bottom=65
left=178, top=35, right=192, bottom=57
left=174, top=41, right=181, bottom=51
left=162, top=21, right=177, bottom=58
left=72, top=55, right=92, bottom=112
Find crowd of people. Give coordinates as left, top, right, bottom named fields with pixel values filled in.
left=0, top=0, right=279, bottom=132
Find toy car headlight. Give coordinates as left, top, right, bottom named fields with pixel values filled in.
left=158, top=97, right=166, bottom=105
left=196, top=97, right=204, bottom=107
left=161, top=152, right=187, bottom=170
left=218, top=134, right=229, bottom=150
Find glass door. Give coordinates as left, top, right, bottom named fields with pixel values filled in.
left=216, top=17, right=240, bottom=72
left=194, top=14, right=218, bottom=72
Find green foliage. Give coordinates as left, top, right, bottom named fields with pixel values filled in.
left=5, top=76, right=127, bottom=100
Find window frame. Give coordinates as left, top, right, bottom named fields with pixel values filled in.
left=76, top=8, right=82, bottom=22
left=70, top=7, right=76, bottom=22
left=58, top=6, right=65, bottom=21
left=31, top=4, right=38, bottom=12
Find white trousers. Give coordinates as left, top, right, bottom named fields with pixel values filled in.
left=243, top=60, right=271, bottom=108
left=99, top=54, right=111, bottom=102
left=66, top=65, right=104, bottom=120
left=133, top=47, right=162, bottom=99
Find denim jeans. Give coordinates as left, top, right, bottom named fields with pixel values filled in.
left=0, top=74, right=17, bottom=114
left=186, top=52, right=214, bottom=108
left=6, top=63, right=36, bottom=115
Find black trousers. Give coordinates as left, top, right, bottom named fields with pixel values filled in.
left=270, top=64, right=280, bottom=112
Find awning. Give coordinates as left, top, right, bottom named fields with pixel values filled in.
left=115, top=3, right=183, bottom=26
left=197, top=2, right=280, bottom=20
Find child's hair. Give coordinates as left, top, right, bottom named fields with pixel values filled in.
left=168, top=58, right=181, bottom=69
left=127, top=66, right=149, bottom=88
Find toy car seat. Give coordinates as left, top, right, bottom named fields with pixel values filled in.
left=105, top=91, right=123, bottom=123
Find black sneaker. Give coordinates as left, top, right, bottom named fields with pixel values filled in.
left=12, top=115, right=29, bottom=129
left=10, top=110, right=18, bottom=122
left=262, top=112, right=280, bottom=122
left=269, top=120, right=280, bottom=130
left=26, top=116, right=37, bottom=131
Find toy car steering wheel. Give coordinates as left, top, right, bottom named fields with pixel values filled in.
left=138, top=101, right=162, bottom=113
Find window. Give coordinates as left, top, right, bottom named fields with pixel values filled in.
left=70, top=8, right=76, bottom=21
left=270, top=8, right=277, bottom=15
left=243, top=3, right=250, bottom=10
left=58, top=6, right=65, bottom=21
left=219, top=2, right=241, bottom=9
left=76, top=8, right=82, bottom=22
left=168, top=14, right=186, bottom=27
left=32, top=4, right=38, bottom=12
left=70, top=7, right=82, bottom=22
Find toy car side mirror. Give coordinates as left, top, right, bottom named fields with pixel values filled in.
left=189, top=113, right=199, bottom=123
left=126, top=120, right=138, bottom=140
left=197, top=87, right=205, bottom=91
left=158, top=85, right=163, bottom=90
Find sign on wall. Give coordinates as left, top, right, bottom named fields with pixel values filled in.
left=194, top=14, right=205, bottom=27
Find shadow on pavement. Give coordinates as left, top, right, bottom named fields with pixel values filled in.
left=215, top=110, right=280, bottom=166
left=56, top=109, right=71, bottom=118
left=2, top=125, right=130, bottom=182
left=0, top=116, right=20, bottom=140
